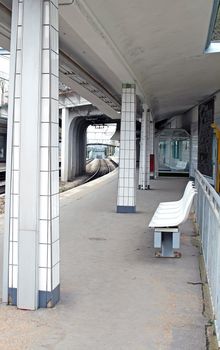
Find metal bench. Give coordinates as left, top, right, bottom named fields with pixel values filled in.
left=148, top=182, right=196, bottom=257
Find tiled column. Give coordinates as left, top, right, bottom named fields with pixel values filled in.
left=138, top=106, right=151, bottom=189
left=149, top=114, right=154, bottom=155
left=3, top=0, right=60, bottom=310
left=145, top=110, right=151, bottom=188
left=154, top=135, right=159, bottom=178
left=117, top=84, right=136, bottom=213
left=149, top=115, right=155, bottom=178
left=138, top=105, right=147, bottom=189
left=190, top=121, right=198, bottom=178
left=61, top=107, right=71, bottom=182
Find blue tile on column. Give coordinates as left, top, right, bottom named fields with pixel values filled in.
left=117, top=206, right=136, bottom=213
left=8, top=288, right=17, bottom=306
left=38, top=284, right=60, bottom=308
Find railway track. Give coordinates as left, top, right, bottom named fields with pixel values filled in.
left=84, top=159, right=112, bottom=183
left=0, top=159, right=117, bottom=196
left=0, top=170, right=5, bottom=195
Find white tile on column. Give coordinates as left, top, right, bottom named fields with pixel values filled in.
left=40, top=171, right=50, bottom=195
left=9, top=265, right=18, bottom=288
left=51, top=51, right=58, bottom=76
left=52, top=217, right=59, bottom=243
left=52, top=239, right=59, bottom=266
left=41, top=99, right=50, bottom=122
left=51, top=75, right=59, bottom=100
left=51, top=2, right=59, bottom=30
left=40, top=147, right=49, bottom=171
left=42, top=26, right=50, bottom=49
left=42, top=50, right=50, bottom=74
left=51, top=123, right=59, bottom=147
left=51, top=99, right=58, bottom=123
left=39, top=243, right=51, bottom=268
left=14, top=99, right=21, bottom=122
left=11, top=170, right=19, bottom=195
left=9, top=242, right=18, bottom=265
left=42, top=74, right=50, bottom=98
left=41, top=122, right=50, bottom=147
left=39, top=219, right=50, bottom=244
left=17, top=27, right=23, bottom=50
left=52, top=263, right=59, bottom=290
left=18, top=2, right=23, bottom=26
left=8, top=265, right=13, bottom=288
left=15, top=74, right=21, bottom=98
left=39, top=267, right=52, bottom=291
left=123, top=188, right=129, bottom=197
left=50, top=27, right=58, bottom=54
left=40, top=196, right=50, bottom=220
left=43, top=1, right=50, bottom=25
left=10, top=194, right=19, bottom=218
left=51, top=147, right=59, bottom=171
left=52, top=194, right=59, bottom=218
left=16, top=50, right=22, bottom=74
left=118, top=188, right=123, bottom=197
left=10, top=218, right=18, bottom=242
left=117, top=197, right=124, bottom=206
left=123, top=197, right=129, bottom=206
left=51, top=170, right=59, bottom=194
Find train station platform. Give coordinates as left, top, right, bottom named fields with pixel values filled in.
left=0, top=171, right=208, bottom=349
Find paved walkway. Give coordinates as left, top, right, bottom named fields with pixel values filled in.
left=0, top=171, right=207, bottom=349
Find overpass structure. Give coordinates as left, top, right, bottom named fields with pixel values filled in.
left=0, top=0, right=220, bottom=340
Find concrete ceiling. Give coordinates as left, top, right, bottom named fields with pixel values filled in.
left=1, top=0, right=220, bottom=121
left=59, top=0, right=220, bottom=120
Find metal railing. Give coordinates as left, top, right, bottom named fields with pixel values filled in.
left=195, top=170, right=220, bottom=343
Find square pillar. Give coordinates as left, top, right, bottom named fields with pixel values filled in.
left=138, top=104, right=147, bottom=189
left=117, top=84, right=136, bottom=213
left=145, top=110, right=151, bottom=188
left=138, top=106, right=151, bottom=189
left=61, top=107, right=71, bottom=182
left=154, top=134, right=159, bottom=178
left=3, top=0, right=60, bottom=309
left=149, top=116, right=155, bottom=179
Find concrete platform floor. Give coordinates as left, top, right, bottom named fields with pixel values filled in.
left=0, top=171, right=207, bottom=349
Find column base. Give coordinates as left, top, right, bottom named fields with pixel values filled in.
left=117, top=205, right=136, bottom=213
left=8, top=284, right=60, bottom=308
left=138, top=185, right=151, bottom=190
left=39, top=284, right=60, bottom=308
left=8, top=287, right=17, bottom=306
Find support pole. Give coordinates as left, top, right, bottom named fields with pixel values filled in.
left=138, top=105, right=147, bottom=189
left=146, top=110, right=151, bottom=188
left=211, top=123, right=220, bottom=193
left=117, top=83, right=136, bottom=213
left=138, top=106, right=151, bottom=189
left=61, top=107, right=71, bottom=182
left=3, top=0, right=60, bottom=309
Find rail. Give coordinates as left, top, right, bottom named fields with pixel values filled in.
left=84, top=160, right=102, bottom=183
left=0, top=169, right=5, bottom=194
left=195, top=170, right=220, bottom=344
left=103, top=159, right=111, bottom=173
left=84, top=159, right=112, bottom=183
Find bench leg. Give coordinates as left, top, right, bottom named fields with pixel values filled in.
left=154, top=230, right=180, bottom=258
left=162, top=233, right=175, bottom=257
